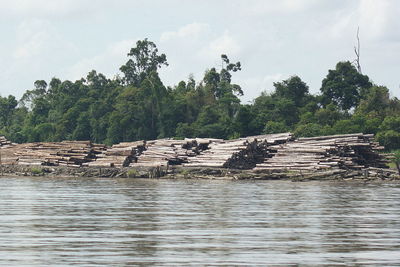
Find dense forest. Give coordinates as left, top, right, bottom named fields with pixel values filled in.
left=0, top=39, right=399, bottom=150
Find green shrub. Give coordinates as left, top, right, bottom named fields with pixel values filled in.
left=127, top=168, right=138, bottom=178
left=294, top=123, right=323, bottom=137
left=376, top=130, right=400, bottom=150
left=30, top=167, right=43, bottom=175
left=263, top=121, right=289, bottom=134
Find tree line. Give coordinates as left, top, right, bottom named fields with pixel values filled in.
left=1, top=39, right=399, bottom=150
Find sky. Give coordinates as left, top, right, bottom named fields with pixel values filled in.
left=0, top=0, right=399, bottom=103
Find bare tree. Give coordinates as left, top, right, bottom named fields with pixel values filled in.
left=353, top=27, right=362, bottom=73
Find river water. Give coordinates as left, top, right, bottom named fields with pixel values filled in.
left=0, top=177, right=399, bottom=266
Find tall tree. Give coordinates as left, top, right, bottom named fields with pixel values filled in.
left=273, top=75, right=309, bottom=107
left=120, top=39, right=168, bottom=87
left=320, top=61, right=372, bottom=111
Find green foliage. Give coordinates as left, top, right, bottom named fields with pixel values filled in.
left=30, top=167, right=43, bottom=175
left=294, top=123, right=323, bottom=137
left=0, top=40, right=399, bottom=152
left=380, top=116, right=400, bottom=132
left=127, top=168, right=139, bottom=178
left=263, top=121, right=289, bottom=134
left=314, top=103, right=343, bottom=126
left=376, top=130, right=400, bottom=151
left=120, top=39, right=168, bottom=87
left=320, top=61, right=372, bottom=111
left=331, top=119, right=361, bottom=134
left=274, top=75, right=309, bottom=107
left=393, top=150, right=400, bottom=164
left=356, top=86, right=390, bottom=117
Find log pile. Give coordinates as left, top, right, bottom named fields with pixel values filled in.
left=0, top=141, right=107, bottom=167
left=183, top=133, right=293, bottom=169
left=0, top=136, right=18, bottom=165
left=86, top=141, right=145, bottom=167
left=0, top=133, right=392, bottom=179
left=131, top=139, right=196, bottom=168
left=16, top=141, right=94, bottom=167
left=0, top=136, right=12, bottom=147
left=255, top=133, right=388, bottom=172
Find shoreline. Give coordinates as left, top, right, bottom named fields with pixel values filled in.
left=0, top=164, right=398, bottom=182
left=1, top=133, right=399, bottom=182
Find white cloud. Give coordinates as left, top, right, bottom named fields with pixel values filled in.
left=12, top=18, right=77, bottom=61
left=0, top=0, right=94, bottom=18
left=199, top=31, right=241, bottom=60
left=160, top=23, right=209, bottom=42
left=238, top=73, right=286, bottom=102
left=13, top=19, right=51, bottom=59
left=326, top=0, right=399, bottom=43
left=237, top=0, right=320, bottom=16
left=1, top=0, right=399, bottom=101
left=358, top=0, right=399, bottom=42
left=66, top=39, right=137, bottom=80
left=329, top=11, right=355, bottom=40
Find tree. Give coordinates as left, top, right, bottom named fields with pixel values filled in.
left=274, top=75, right=309, bottom=107
left=376, top=130, right=400, bottom=151
left=314, top=103, right=343, bottom=126
left=20, top=80, right=47, bottom=110
left=234, top=105, right=257, bottom=137
left=294, top=123, right=323, bottom=137
left=0, top=95, right=17, bottom=128
left=120, top=39, right=168, bottom=87
left=263, top=121, right=289, bottom=134
left=356, top=86, right=391, bottom=117
left=220, top=54, right=242, bottom=95
left=320, top=61, right=372, bottom=111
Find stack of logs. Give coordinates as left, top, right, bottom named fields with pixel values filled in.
left=0, top=133, right=391, bottom=174
left=0, top=136, right=12, bottom=147
left=86, top=141, right=145, bottom=168
left=0, top=141, right=107, bottom=167
left=183, top=133, right=293, bottom=169
left=131, top=139, right=207, bottom=168
left=255, top=133, right=388, bottom=172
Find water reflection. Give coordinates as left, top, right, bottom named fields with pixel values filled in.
left=0, top=177, right=399, bottom=265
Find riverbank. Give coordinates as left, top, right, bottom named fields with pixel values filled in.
left=0, top=133, right=398, bottom=181
left=0, top=164, right=398, bottom=182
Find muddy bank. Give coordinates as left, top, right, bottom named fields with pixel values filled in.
left=0, top=164, right=398, bottom=182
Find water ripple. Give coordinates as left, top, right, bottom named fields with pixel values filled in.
left=0, top=177, right=399, bottom=265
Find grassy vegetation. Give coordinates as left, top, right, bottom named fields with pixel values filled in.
left=30, top=167, right=43, bottom=175
left=127, top=168, right=138, bottom=178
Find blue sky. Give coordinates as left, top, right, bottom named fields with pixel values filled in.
left=0, top=0, right=399, bottom=102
